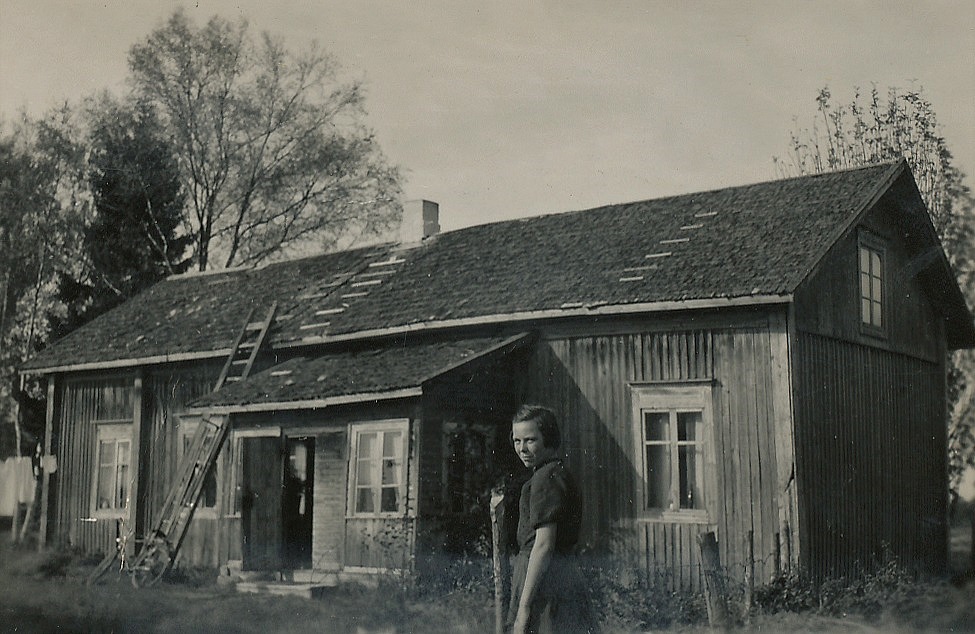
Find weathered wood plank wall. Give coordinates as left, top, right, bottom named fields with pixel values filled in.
left=144, top=366, right=221, bottom=567
left=53, top=376, right=135, bottom=553
left=526, top=322, right=787, bottom=589
left=793, top=332, right=946, bottom=579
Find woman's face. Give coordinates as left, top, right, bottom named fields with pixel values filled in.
left=512, top=420, right=557, bottom=468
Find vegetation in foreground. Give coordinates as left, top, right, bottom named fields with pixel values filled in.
left=1, top=517, right=973, bottom=633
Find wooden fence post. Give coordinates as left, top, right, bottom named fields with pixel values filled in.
left=742, top=529, right=753, bottom=623
left=490, top=489, right=507, bottom=634
left=697, top=531, right=730, bottom=629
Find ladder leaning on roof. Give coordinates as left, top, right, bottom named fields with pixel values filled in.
left=125, top=302, right=278, bottom=588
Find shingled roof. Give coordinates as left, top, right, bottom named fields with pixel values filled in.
left=190, top=333, right=531, bottom=412
left=22, top=159, right=972, bottom=373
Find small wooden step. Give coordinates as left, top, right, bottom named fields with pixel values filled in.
left=235, top=581, right=335, bottom=599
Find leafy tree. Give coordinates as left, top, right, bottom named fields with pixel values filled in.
left=128, top=10, right=402, bottom=270
left=49, top=98, right=193, bottom=339
left=0, top=108, right=90, bottom=455
left=776, top=85, right=975, bottom=500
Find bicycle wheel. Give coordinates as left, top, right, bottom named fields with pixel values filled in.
left=130, top=537, right=171, bottom=588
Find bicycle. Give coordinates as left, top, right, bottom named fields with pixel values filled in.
left=86, top=517, right=172, bottom=588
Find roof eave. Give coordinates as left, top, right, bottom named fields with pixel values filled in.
left=185, top=387, right=424, bottom=415
left=278, top=293, right=794, bottom=349
left=21, top=349, right=233, bottom=375
left=20, top=294, right=793, bottom=375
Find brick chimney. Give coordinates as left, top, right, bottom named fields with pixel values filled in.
left=400, top=199, right=440, bottom=243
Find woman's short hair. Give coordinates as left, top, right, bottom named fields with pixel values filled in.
left=512, top=404, right=561, bottom=449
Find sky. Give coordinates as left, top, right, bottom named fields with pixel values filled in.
left=1, top=1, right=973, bottom=232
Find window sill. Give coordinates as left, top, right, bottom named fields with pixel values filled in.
left=345, top=513, right=414, bottom=520
left=638, top=511, right=710, bottom=524
left=90, top=510, right=128, bottom=521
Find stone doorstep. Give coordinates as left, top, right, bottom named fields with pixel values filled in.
left=232, top=570, right=381, bottom=598
left=235, top=581, right=332, bottom=600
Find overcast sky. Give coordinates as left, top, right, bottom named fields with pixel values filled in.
left=1, top=1, right=973, bottom=231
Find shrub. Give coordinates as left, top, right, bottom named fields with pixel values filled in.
left=751, top=559, right=975, bottom=629
left=582, top=560, right=708, bottom=631
left=3, top=543, right=86, bottom=580
left=752, top=569, right=818, bottom=614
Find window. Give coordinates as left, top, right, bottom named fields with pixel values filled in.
left=859, top=239, right=885, bottom=333
left=92, top=423, right=132, bottom=516
left=349, top=421, right=408, bottom=517
left=631, top=384, right=713, bottom=520
left=178, top=420, right=218, bottom=513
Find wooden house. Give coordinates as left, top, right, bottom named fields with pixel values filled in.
left=22, top=160, right=974, bottom=586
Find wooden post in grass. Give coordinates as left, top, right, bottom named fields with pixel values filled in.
left=490, top=488, right=507, bottom=634
left=697, top=531, right=730, bottom=628
left=742, top=529, right=753, bottom=623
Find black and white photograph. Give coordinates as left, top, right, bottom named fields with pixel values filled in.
left=1, top=2, right=974, bottom=632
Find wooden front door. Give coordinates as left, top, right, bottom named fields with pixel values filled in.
left=241, top=436, right=283, bottom=570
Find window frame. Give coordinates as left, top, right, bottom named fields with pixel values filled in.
left=347, top=420, right=410, bottom=519
left=177, top=418, right=220, bottom=518
left=857, top=232, right=887, bottom=338
left=630, top=382, right=714, bottom=523
left=90, top=421, right=134, bottom=519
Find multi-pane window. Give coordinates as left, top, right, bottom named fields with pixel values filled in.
left=93, top=424, right=132, bottom=515
left=643, top=410, right=705, bottom=511
left=859, top=243, right=884, bottom=331
left=632, top=384, right=712, bottom=519
left=350, top=422, right=407, bottom=516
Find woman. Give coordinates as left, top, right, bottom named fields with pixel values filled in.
left=507, top=405, right=597, bottom=634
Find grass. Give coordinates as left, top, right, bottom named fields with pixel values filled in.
left=0, top=535, right=494, bottom=634
left=0, top=513, right=973, bottom=633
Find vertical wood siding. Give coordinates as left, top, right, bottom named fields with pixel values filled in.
left=143, top=368, right=221, bottom=567
left=793, top=211, right=941, bottom=363
left=53, top=376, right=135, bottom=553
left=793, top=332, right=946, bottom=579
left=526, top=326, right=786, bottom=589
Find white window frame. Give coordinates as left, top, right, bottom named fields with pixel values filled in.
left=631, top=382, right=714, bottom=523
left=858, top=234, right=887, bottom=337
left=90, top=422, right=133, bottom=519
left=178, top=418, right=219, bottom=518
left=347, top=420, right=409, bottom=519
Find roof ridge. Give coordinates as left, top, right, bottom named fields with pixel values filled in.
left=446, top=160, right=904, bottom=236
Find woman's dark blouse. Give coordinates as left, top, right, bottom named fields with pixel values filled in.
left=516, top=458, right=582, bottom=554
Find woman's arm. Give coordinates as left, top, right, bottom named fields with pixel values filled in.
left=514, top=523, right=557, bottom=634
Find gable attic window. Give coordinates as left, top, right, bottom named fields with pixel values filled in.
left=631, top=383, right=713, bottom=522
left=858, top=233, right=886, bottom=336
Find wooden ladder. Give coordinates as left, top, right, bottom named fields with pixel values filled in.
left=125, top=303, right=278, bottom=587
